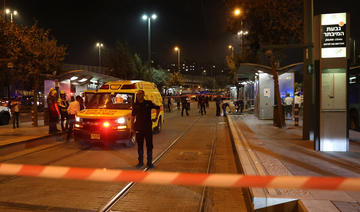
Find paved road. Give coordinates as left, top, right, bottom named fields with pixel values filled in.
left=0, top=102, right=251, bottom=211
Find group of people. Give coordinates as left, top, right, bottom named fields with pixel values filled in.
left=283, top=92, right=303, bottom=118
left=47, top=88, right=84, bottom=140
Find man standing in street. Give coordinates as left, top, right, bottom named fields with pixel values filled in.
left=47, top=88, right=60, bottom=135
left=167, top=97, right=171, bottom=112
left=181, top=96, right=189, bottom=116
left=215, top=95, right=222, bottom=116
left=131, top=90, right=160, bottom=169
left=58, top=91, right=69, bottom=132
left=67, top=95, right=81, bottom=141
left=199, top=95, right=206, bottom=115
left=10, top=96, right=21, bottom=128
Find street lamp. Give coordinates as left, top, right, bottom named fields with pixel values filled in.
left=5, top=9, right=18, bottom=23
left=228, top=45, right=234, bottom=57
left=237, top=30, right=249, bottom=57
left=96, top=42, right=104, bottom=67
left=233, top=8, right=241, bottom=16
left=174, top=46, right=181, bottom=73
left=142, top=13, right=157, bottom=71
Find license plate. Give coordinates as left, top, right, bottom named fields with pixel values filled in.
left=90, top=133, right=100, bottom=140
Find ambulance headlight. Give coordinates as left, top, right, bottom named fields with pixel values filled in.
left=75, top=116, right=82, bottom=122
left=116, top=117, right=126, bottom=124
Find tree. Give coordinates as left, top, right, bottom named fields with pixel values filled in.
left=167, top=72, right=183, bottom=87
left=0, top=18, right=18, bottom=97
left=133, top=53, right=150, bottom=80
left=151, top=68, right=168, bottom=89
left=105, top=41, right=136, bottom=80
left=0, top=19, right=66, bottom=126
left=226, top=0, right=303, bottom=127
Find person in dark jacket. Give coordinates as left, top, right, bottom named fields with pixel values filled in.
left=131, top=90, right=160, bottom=169
left=167, top=97, right=172, bottom=112
left=181, top=96, right=189, bottom=116
left=215, top=95, right=222, bottom=116
left=58, top=91, right=69, bottom=132
left=47, top=88, right=60, bottom=135
left=199, top=95, right=206, bottom=115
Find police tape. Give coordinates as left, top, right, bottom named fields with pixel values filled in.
left=0, top=162, right=359, bottom=191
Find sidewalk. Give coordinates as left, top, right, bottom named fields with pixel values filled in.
left=227, top=114, right=360, bottom=212
left=0, top=120, right=51, bottom=147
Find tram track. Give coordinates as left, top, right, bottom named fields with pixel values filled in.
left=98, top=116, right=202, bottom=212
left=198, top=121, right=218, bottom=212
left=0, top=136, right=91, bottom=184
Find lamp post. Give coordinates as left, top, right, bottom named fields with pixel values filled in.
left=96, top=42, right=104, bottom=67
left=174, top=46, right=181, bottom=73
left=5, top=9, right=18, bottom=23
left=237, top=30, right=248, bottom=57
left=142, top=13, right=157, bottom=71
left=228, top=45, right=234, bottom=57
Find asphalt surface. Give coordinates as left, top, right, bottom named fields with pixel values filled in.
left=0, top=102, right=250, bottom=212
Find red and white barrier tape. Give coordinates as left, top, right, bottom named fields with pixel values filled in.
left=0, top=163, right=359, bottom=191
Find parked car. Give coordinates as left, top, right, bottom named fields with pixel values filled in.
left=0, top=106, right=11, bottom=125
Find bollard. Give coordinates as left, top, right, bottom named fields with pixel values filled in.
left=294, top=104, right=299, bottom=126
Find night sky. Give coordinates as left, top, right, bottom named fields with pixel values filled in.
left=5, top=0, right=360, bottom=68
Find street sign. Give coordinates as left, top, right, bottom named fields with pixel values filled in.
left=321, top=13, right=347, bottom=58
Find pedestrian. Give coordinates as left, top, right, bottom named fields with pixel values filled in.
left=197, top=95, right=201, bottom=110
left=58, top=91, right=69, bottom=132
left=283, top=93, right=293, bottom=119
left=205, top=95, right=209, bottom=108
left=176, top=97, right=180, bottom=110
left=67, top=95, right=81, bottom=141
left=167, top=97, right=172, bottom=112
left=235, top=99, right=244, bottom=113
left=47, top=88, right=60, bottom=135
left=200, top=95, right=206, bottom=115
left=181, top=96, right=189, bottom=116
left=131, top=90, right=160, bottom=169
left=222, top=102, right=229, bottom=116
left=10, top=96, right=21, bottom=128
left=78, top=96, right=84, bottom=110
left=294, top=92, right=302, bottom=109
left=215, top=95, right=222, bottom=116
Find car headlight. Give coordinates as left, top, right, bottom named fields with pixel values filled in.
left=116, top=117, right=126, bottom=124
left=75, top=116, right=82, bottom=122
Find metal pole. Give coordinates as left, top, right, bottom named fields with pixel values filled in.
left=10, top=12, right=13, bottom=23
left=178, top=49, right=180, bottom=73
left=148, top=18, right=151, bottom=70
left=353, top=39, right=356, bottom=64
left=98, top=46, right=101, bottom=67
left=3, top=0, right=5, bottom=19
left=303, top=0, right=314, bottom=140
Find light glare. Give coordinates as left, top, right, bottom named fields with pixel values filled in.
left=234, top=8, right=241, bottom=16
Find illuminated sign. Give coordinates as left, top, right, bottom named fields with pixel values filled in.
left=321, top=13, right=347, bottom=58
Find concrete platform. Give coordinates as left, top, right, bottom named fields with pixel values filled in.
left=0, top=120, right=53, bottom=147
left=227, top=114, right=360, bottom=212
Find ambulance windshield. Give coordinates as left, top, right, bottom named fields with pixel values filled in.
left=85, top=93, right=133, bottom=109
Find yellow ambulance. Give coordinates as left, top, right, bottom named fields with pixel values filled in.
left=74, top=80, right=164, bottom=147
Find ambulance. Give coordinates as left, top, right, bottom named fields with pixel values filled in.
left=74, top=80, right=164, bottom=147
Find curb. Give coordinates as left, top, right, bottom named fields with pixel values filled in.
left=227, top=115, right=303, bottom=211
left=0, top=134, right=58, bottom=149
